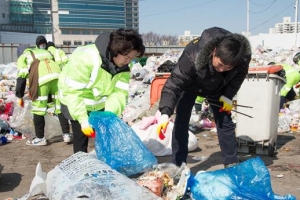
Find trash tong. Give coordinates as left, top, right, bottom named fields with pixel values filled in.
left=206, top=99, right=253, bottom=118
left=206, top=98, right=253, bottom=108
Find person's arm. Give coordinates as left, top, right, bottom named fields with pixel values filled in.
left=59, top=49, right=69, bottom=66
left=58, top=51, right=95, bottom=124
left=280, top=66, right=300, bottom=96
left=105, top=71, right=130, bottom=116
left=15, top=52, right=30, bottom=98
left=159, top=51, right=197, bottom=117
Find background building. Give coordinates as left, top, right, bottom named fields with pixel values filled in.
left=269, top=16, right=300, bottom=34
left=178, top=31, right=200, bottom=46
left=0, top=0, right=139, bottom=45
left=0, top=0, right=10, bottom=25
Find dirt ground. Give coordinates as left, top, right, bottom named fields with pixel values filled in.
left=0, top=129, right=300, bottom=199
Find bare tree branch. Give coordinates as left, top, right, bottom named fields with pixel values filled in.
left=142, top=32, right=178, bottom=45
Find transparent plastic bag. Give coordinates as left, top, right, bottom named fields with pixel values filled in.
left=287, top=99, right=300, bottom=112
left=136, top=163, right=191, bottom=199
left=278, top=114, right=292, bottom=133
left=9, top=99, right=35, bottom=138
left=90, top=111, right=157, bottom=176
left=44, top=115, right=63, bottom=139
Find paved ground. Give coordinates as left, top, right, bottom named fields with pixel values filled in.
left=0, top=129, right=299, bottom=199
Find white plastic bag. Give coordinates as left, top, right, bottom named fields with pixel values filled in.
left=46, top=152, right=161, bottom=200
left=131, top=121, right=198, bottom=156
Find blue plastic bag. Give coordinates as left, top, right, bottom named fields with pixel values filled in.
left=189, top=157, right=296, bottom=200
left=90, top=111, right=157, bottom=176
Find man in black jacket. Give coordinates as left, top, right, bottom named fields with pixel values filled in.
left=157, top=27, right=252, bottom=168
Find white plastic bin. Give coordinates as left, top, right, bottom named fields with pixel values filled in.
left=236, top=66, right=286, bottom=156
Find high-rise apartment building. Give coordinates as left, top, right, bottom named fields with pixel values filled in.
left=270, top=17, right=300, bottom=34
left=0, top=0, right=139, bottom=45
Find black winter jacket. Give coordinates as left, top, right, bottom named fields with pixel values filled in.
left=159, top=27, right=252, bottom=117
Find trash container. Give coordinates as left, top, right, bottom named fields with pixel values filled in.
left=236, top=65, right=286, bottom=156
left=150, top=73, right=170, bottom=106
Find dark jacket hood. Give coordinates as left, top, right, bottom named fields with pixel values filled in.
left=94, top=32, right=130, bottom=75
left=195, top=31, right=252, bottom=73
left=36, top=36, right=47, bottom=46
left=95, top=32, right=111, bottom=58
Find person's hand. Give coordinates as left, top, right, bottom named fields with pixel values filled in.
left=295, top=83, right=300, bottom=88
left=156, top=114, right=169, bottom=140
left=81, top=120, right=95, bottom=138
left=17, top=98, right=24, bottom=108
left=219, top=95, right=232, bottom=112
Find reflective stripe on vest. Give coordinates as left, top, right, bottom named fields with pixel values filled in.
left=39, top=73, right=60, bottom=84
left=64, top=77, right=88, bottom=89
left=19, top=68, right=28, bottom=74
left=32, top=106, right=47, bottom=112
left=26, top=54, right=34, bottom=67
left=92, top=88, right=100, bottom=96
left=63, top=49, right=100, bottom=90
left=36, top=95, right=58, bottom=101
left=54, top=49, right=61, bottom=61
left=84, top=96, right=107, bottom=106
left=115, top=81, right=129, bottom=91
left=36, top=95, right=48, bottom=101
left=85, top=49, right=101, bottom=88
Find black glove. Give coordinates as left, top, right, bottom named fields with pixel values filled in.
left=15, top=77, right=26, bottom=98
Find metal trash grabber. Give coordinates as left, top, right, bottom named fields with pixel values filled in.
left=208, top=102, right=254, bottom=118
left=206, top=98, right=253, bottom=109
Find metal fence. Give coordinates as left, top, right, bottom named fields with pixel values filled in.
left=0, top=44, right=184, bottom=64
left=0, top=44, right=77, bottom=64
left=0, top=44, right=19, bottom=64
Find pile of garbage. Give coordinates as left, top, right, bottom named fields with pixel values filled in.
left=1, top=45, right=300, bottom=199
left=17, top=111, right=296, bottom=200
left=0, top=63, right=23, bottom=143
left=0, top=63, right=64, bottom=147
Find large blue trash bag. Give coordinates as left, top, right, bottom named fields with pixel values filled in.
left=189, top=157, right=296, bottom=200
left=90, top=111, right=157, bottom=176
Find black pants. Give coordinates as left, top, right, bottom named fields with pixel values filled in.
left=58, top=113, right=70, bottom=133
left=34, top=113, right=70, bottom=138
left=172, top=92, right=238, bottom=166
left=70, top=119, right=89, bottom=153
left=61, top=104, right=89, bottom=153
left=34, top=114, right=45, bottom=138
left=61, top=104, right=94, bottom=153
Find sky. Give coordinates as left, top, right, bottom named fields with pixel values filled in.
left=139, top=0, right=298, bottom=36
